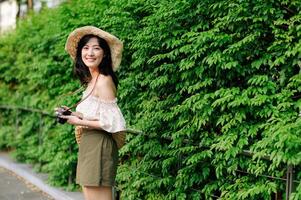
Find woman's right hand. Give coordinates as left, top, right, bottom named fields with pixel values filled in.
left=54, top=105, right=71, bottom=116
left=71, top=112, right=83, bottom=120
left=54, top=106, right=83, bottom=120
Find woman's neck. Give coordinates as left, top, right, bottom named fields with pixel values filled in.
left=89, top=67, right=100, bottom=81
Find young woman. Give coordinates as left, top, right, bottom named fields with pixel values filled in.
left=57, top=26, right=126, bottom=200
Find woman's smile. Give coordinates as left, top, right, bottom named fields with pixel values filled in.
left=85, top=57, right=96, bottom=62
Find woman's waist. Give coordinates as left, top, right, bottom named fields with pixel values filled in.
left=80, top=127, right=111, bottom=136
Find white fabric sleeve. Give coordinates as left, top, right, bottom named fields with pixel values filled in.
left=97, top=102, right=126, bottom=133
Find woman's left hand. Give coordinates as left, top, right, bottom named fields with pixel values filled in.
left=59, top=115, right=82, bottom=126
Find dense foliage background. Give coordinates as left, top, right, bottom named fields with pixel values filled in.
left=0, top=0, right=300, bottom=199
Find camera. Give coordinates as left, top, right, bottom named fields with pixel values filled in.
left=56, top=107, right=72, bottom=124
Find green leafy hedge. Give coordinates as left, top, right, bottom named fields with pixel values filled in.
left=0, top=0, right=300, bottom=199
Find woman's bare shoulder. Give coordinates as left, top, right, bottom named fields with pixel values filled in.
left=95, top=74, right=116, bottom=99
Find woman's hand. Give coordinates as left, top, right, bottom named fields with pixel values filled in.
left=54, top=106, right=84, bottom=126
left=71, top=112, right=83, bottom=119
left=59, top=115, right=82, bottom=126
left=54, top=105, right=71, bottom=115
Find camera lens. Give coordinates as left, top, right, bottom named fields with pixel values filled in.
left=57, top=116, right=67, bottom=124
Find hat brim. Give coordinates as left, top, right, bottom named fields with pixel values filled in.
left=65, top=26, right=123, bottom=71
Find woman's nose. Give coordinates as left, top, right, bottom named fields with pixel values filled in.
left=88, top=48, right=94, bottom=56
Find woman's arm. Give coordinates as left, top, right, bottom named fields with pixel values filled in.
left=59, top=115, right=103, bottom=130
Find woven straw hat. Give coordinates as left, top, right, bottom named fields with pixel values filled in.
left=65, top=26, right=123, bottom=71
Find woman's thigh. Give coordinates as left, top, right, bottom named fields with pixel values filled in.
left=82, top=186, right=112, bottom=200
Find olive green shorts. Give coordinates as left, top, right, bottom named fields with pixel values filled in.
left=76, top=129, right=118, bottom=187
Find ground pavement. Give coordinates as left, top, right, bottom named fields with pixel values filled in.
left=0, top=152, right=84, bottom=200
left=0, top=167, right=53, bottom=200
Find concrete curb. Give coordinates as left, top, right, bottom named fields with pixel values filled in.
left=0, top=152, right=83, bottom=200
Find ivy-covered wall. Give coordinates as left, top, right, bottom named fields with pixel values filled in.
left=0, top=0, right=300, bottom=199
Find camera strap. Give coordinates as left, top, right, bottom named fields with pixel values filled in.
left=68, top=73, right=100, bottom=110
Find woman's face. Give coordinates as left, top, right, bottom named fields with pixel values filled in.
left=81, top=37, right=104, bottom=69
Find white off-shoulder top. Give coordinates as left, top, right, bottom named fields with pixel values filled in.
left=76, top=91, right=126, bottom=133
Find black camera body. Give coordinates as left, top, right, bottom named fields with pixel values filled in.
left=56, top=107, right=72, bottom=124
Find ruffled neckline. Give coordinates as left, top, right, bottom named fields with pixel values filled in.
left=82, top=91, right=118, bottom=104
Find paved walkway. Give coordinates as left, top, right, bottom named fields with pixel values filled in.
left=0, top=167, right=52, bottom=200
left=0, top=152, right=84, bottom=200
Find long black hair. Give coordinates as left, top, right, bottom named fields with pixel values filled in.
left=74, top=34, right=118, bottom=88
